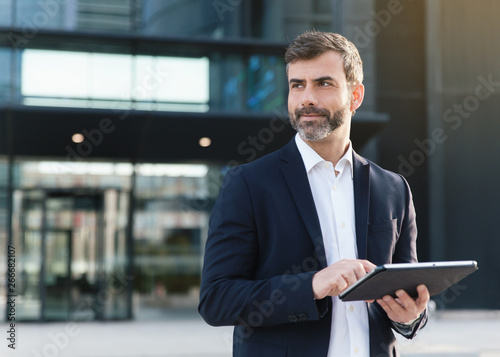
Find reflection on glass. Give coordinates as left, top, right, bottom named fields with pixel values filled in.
left=133, top=163, right=219, bottom=319
left=11, top=190, right=43, bottom=320
left=5, top=0, right=294, bottom=40
left=19, top=161, right=133, bottom=190
left=21, top=50, right=210, bottom=112
left=18, top=48, right=286, bottom=113
left=9, top=160, right=220, bottom=320
left=11, top=183, right=130, bottom=321
left=246, top=55, right=285, bottom=112
left=0, top=49, right=12, bottom=104
left=211, top=54, right=286, bottom=113
left=0, top=0, right=12, bottom=27
left=44, top=228, right=71, bottom=321
left=14, top=0, right=68, bottom=30
left=0, top=163, right=7, bottom=319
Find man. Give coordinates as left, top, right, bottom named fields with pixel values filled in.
left=199, top=31, right=429, bottom=357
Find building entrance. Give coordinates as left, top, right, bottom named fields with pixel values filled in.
left=11, top=188, right=130, bottom=321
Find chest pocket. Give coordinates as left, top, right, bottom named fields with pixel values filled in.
left=368, top=218, right=397, bottom=235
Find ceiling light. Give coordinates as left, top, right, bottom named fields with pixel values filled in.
left=199, top=137, right=211, bottom=147
left=72, top=133, right=84, bottom=143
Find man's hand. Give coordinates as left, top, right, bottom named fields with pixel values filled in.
left=312, top=259, right=376, bottom=300
left=376, top=284, right=430, bottom=324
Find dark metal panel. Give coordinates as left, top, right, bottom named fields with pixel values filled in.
left=0, top=28, right=288, bottom=57
left=375, top=0, right=430, bottom=263
left=0, top=111, right=8, bottom=156
left=425, top=0, right=500, bottom=310
left=428, top=5, right=500, bottom=310
left=1, top=106, right=388, bottom=164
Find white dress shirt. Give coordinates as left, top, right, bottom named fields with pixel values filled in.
left=295, top=134, right=370, bottom=357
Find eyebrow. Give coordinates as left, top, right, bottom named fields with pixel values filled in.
left=289, top=76, right=339, bottom=85
left=289, top=78, right=305, bottom=84
left=314, top=76, right=337, bottom=83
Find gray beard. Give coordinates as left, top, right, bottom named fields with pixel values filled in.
left=290, top=105, right=349, bottom=141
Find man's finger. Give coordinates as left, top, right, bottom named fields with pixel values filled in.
left=360, top=260, right=377, bottom=272
left=415, top=284, right=430, bottom=308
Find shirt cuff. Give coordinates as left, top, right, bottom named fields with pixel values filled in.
left=391, top=310, right=426, bottom=338
left=395, top=316, right=419, bottom=327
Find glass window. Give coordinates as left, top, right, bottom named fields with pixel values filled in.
left=133, top=55, right=209, bottom=112
left=0, top=157, right=7, bottom=184
left=11, top=189, right=43, bottom=320
left=0, top=0, right=12, bottom=26
left=246, top=55, right=286, bottom=112
left=140, top=0, right=237, bottom=38
left=133, top=163, right=222, bottom=319
left=9, top=160, right=225, bottom=320
left=209, top=53, right=286, bottom=113
left=14, top=0, right=68, bottom=30
left=0, top=158, right=8, bottom=321
left=3, top=0, right=307, bottom=41
left=10, top=160, right=132, bottom=321
left=71, top=0, right=135, bottom=32
left=19, top=48, right=286, bottom=114
left=0, top=49, right=12, bottom=104
left=20, top=49, right=210, bottom=112
left=17, top=161, right=133, bottom=190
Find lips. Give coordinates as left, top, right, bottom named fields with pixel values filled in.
left=300, top=114, right=323, bottom=120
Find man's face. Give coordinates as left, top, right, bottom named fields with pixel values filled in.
left=287, top=51, right=352, bottom=141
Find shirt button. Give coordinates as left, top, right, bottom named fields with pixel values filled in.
left=354, top=347, right=359, bottom=354
left=341, top=222, right=346, bottom=229
left=333, top=185, right=337, bottom=191
left=350, top=305, right=354, bottom=312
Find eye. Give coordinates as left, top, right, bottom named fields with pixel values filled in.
left=290, top=83, right=304, bottom=89
left=319, top=81, right=331, bottom=87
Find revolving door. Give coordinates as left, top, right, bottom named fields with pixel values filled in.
left=11, top=189, right=131, bottom=321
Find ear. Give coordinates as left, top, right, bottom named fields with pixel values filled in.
left=350, top=83, right=365, bottom=112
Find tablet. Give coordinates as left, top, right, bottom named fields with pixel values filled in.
left=339, top=260, right=478, bottom=302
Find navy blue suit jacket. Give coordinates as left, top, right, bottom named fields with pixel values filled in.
left=199, top=139, right=427, bottom=356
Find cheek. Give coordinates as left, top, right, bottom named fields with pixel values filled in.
left=343, top=90, right=353, bottom=107
left=287, top=95, right=298, bottom=111
left=328, top=93, right=349, bottom=110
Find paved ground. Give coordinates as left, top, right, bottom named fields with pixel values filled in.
left=397, top=310, right=500, bottom=357
left=1, top=309, right=500, bottom=357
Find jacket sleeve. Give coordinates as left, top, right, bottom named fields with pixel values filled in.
left=198, top=168, right=327, bottom=328
left=390, top=174, right=428, bottom=338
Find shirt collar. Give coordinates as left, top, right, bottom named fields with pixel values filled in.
left=295, top=133, right=354, bottom=179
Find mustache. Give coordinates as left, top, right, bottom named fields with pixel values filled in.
left=295, top=107, right=330, bottom=117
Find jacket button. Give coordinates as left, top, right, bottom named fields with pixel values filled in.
left=288, top=315, right=298, bottom=322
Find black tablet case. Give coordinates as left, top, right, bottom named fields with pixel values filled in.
left=339, top=261, right=478, bottom=302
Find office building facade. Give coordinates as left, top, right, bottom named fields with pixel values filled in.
left=1, top=0, right=499, bottom=322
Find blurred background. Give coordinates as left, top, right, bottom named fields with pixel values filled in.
left=0, top=0, right=499, bottom=337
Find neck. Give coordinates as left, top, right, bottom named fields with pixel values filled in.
left=302, top=127, right=350, bottom=166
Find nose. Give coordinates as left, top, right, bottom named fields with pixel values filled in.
left=301, top=86, right=318, bottom=107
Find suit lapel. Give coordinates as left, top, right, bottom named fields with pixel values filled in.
left=280, top=140, right=328, bottom=268
left=353, top=151, right=370, bottom=260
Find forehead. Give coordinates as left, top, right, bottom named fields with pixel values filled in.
left=287, top=51, right=346, bottom=82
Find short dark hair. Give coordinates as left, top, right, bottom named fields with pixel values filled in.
left=285, top=31, right=363, bottom=85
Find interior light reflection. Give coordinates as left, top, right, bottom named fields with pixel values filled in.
left=34, top=162, right=209, bottom=178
